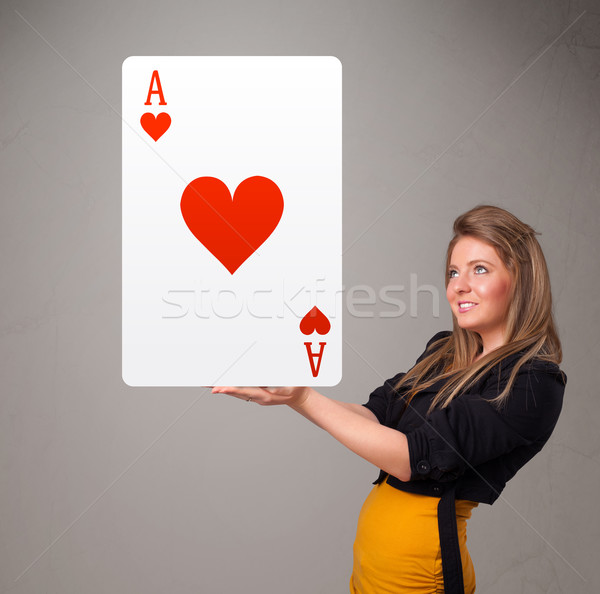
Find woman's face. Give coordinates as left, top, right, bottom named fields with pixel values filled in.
left=446, top=236, right=513, bottom=351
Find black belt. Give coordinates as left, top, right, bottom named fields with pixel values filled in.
left=437, top=484, right=465, bottom=594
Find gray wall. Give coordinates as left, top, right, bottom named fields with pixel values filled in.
left=1, top=1, right=598, bottom=592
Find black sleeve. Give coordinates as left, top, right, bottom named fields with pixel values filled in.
left=362, top=331, right=452, bottom=424
left=362, top=372, right=406, bottom=424
left=405, top=362, right=566, bottom=482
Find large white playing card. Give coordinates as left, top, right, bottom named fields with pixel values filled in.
left=122, top=56, right=342, bottom=386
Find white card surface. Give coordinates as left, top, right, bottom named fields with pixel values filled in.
left=122, top=57, right=342, bottom=386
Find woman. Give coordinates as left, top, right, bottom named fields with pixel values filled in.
left=212, top=205, right=566, bottom=593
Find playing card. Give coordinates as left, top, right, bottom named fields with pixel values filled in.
left=122, top=56, right=342, bottom=386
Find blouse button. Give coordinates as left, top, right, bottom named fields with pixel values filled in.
left=416, top=460, right=431, bottom=474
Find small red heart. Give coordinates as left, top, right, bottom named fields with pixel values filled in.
left=180, top=176, right=284, bottom=274
left=300, top=306, right=331, bottom=335
left=140, top=112, right=171, bottom=141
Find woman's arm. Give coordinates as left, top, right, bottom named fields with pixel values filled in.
left=290, top=388, right=411, bottom=481
left=211, top=386, right=411, bottom=481
left=334, top=400, right=379, bottom=422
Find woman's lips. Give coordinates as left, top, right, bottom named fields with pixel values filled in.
left=458, top=302, right=478, bottom=313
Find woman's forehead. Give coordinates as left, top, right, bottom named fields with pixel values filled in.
left=449, top=236, right=502, bottom=263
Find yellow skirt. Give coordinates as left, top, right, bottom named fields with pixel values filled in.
left=350, top=479, right=477, bottom=593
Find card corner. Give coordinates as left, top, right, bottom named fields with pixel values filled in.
left=121, top=367, right=138, bottom=388
left=121, top=55, right=135, bottom=70
left=325, top=55, right=342, bottom=70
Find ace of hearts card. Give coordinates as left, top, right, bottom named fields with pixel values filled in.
left=122, top=56, right=342, bottom=386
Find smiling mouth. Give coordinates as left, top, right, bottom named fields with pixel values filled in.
left=458, top=302, right=478, bottom=311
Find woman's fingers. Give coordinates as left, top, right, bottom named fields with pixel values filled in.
left=212, top=386, right=272, bottom=404
left=212, top=386, right=310, bottom=407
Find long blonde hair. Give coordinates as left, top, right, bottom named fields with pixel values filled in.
left=395, top=204, right=563, bottom=411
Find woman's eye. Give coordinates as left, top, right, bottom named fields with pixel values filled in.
left=475, top=265, right=488, bottom=274
left=448, top=270, right=458, bottom=278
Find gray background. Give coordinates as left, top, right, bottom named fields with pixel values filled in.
left=1, top=0, right=598, bottom=592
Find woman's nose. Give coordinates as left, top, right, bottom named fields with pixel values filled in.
left=453, top=276, right=470, bottom=293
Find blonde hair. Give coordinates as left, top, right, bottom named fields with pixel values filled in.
left=395, top=204, right=563, bottom=411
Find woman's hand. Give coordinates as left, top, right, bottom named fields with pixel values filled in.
left=211, top=386, right=312, bottom=408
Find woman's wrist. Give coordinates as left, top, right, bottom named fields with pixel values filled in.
left=290, top=387, right=314, bottom=410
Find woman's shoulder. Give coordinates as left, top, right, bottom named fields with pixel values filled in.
left=426, top=330, right=452, bottom=347
left=415, top=330, right=452, bottom=364
left=481, top=355, right=567, bottom=421
left=417, top=331, right=567, bottom=390
left=492, top=351, right=566, bottom=386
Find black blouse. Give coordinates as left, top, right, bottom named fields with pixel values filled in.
left=363, top=330, right=566, bottom=504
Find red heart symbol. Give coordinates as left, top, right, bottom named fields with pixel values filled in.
left=180, top=176, right=284, bottom=274
left=140, top=112, right=171, bottom=141
left=300, top=306, right=331, bottom=335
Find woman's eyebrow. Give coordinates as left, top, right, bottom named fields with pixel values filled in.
left=448, top=259, right=495, bottom=268
left=467, top=259, right=494, bottom=266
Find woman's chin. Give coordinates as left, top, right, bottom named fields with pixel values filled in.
left=456, top=319, right=479, bottom=333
